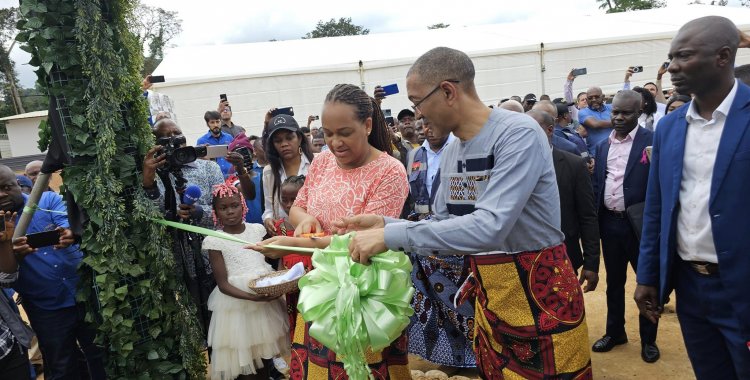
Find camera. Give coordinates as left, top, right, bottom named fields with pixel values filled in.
left=631, top=66, right=644, bottom=73
left=157, top=135, right=207, bottom=168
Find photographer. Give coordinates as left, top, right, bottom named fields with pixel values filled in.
left=197, top=111, right=233, bottom=178
left=0, top=165, right=105, bottom=379
left=143, top=118, right=225, bottom=228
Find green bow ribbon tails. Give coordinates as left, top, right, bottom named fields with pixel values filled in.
left=297, top=234, right=414, bottom=380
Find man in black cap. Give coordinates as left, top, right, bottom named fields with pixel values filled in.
left=522, top=93, right=537, bottom=112
left=397, top=109, right=420, bottom=148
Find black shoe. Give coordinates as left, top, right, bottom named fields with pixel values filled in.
left=641, top=342, right=660, bottom=363
left=592, top=335, right=628, bottom=352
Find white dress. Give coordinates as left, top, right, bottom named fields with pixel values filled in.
left=203, top=223, right=290, bottom=379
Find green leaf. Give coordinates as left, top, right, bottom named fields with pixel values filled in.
left=147, top=350, right=159, bottom=360
left=114, top=285, right=128, bottom=295
left=42, top=61, right=53, bottom=74
left=25, top=17, right=42, bottom=29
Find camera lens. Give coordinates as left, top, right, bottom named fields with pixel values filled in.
left=173, top=147, right=197, bottom=165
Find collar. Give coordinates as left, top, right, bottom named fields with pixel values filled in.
left=588, top=103, right=608, bottom=113
left=608, top=126, right=638, bottom=144
left=421, top=133, right=456, bottom=154
left=686, top=79, right=737, bottom=124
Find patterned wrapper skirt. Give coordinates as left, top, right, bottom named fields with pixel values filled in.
left=456, top=244, right=593, bottom=379
left=408, top=254, right=476, bottom=367
left=289, top=315, right=410, bottom=379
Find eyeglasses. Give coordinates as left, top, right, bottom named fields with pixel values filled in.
left=411, top=80, right=460, bottom=112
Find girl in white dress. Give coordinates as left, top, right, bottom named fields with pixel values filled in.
left=204, top=182, right=289, bottom=380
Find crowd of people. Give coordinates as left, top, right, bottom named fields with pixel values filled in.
left=0, top=14, right=749, bottom=380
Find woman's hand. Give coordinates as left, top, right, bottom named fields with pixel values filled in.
left=0, top=212, right=17, bottom=243
left=293, top=215, right=322, bottom=237
left=264, top=108, right=277, bottom=129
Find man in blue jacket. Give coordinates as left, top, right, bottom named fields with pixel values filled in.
left=635, top=16, right=750, bottom=379
left=591, top=91, right=658, bottom=362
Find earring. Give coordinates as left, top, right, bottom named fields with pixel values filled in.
left=298, top=146, right=302, bottom=154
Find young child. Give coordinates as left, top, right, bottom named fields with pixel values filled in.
left=272, top=175, right=312, bottom=340
left=204, top=182, right=289, bottom=380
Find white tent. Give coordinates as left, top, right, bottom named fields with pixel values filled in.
left=153, top=5, right=750, bottom=142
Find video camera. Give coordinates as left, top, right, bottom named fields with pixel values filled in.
left=157, top=135, right=208, bottom=168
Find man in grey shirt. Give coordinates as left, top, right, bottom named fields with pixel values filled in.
left=343, top=47, right=592, bottom=379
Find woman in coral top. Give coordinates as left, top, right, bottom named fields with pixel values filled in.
left=253, top=83, right=409, bottom=379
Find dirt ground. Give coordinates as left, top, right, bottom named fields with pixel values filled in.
left=411, top=265, right=696, bottom=380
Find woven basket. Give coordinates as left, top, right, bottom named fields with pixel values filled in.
left=248, top=270, right=301, bottom=298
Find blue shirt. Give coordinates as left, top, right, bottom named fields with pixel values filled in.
left=577, top=104, right=613, bottom=153
left=14, top=192, right=83, bottom=310
left=245, top=162, right=265, bottom=224
left=554, top=125, right=589, bottom=154
left=196, top=131, right=234, bottom=178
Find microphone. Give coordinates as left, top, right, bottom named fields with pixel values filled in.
left=182, top=185, right=202, bottom=205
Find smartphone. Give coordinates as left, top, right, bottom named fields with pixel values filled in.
left=571, top=68, right=587, bottom=76
left=233, top=146, right=253, bottom=167
left=383, top=109, right=392, bottom=118
left=205, top=145, right=229, bottom=159
left=219, top=94, right=228, bottom=102
left=385, top=116, right=395, bottom=125
left=26, top=229, right=61, bottom=249
left=662, top=62, right=669, bottom=69
left=631, top=66, right=644, bottom=73
left=271, top=107, right=294, bottom=117
left=313, top=115, right=320, bottom=120
left=381, top=83, right=399, bottom=96
left=149, top=75, right=165, bottom=83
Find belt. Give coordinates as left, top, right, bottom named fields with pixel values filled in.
left=603, top=208, right=627, bottom=219
left=686, top=261, right=719, bottom=276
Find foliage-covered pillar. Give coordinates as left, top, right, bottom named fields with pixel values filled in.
left=16, top=0, right=206, bottom=378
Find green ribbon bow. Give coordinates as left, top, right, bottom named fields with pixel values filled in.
left=297, top=234, right=414, bottom=380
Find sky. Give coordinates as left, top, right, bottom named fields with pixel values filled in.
left=0, top=0, right=746, bottom=87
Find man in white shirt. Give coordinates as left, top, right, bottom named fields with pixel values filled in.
left=635, top=16, right=750, bottom=380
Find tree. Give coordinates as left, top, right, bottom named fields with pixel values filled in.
left=128, top=1, right=182, bottom=75
left=0, top=7, right=24, bottom=115
left=303, top=17, right=369, bottom=39
left=596, top=0, right=665, bottom=13
left=428, top=23, right=450, bottom=29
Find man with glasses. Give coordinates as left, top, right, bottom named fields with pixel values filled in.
left=343, top=47, right=592, bottom=379
left=578, top=86, right=614, bottom=154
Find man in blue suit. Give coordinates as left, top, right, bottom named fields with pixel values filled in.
left=591, top=90, right=658, bottom=362
left=635, top=16, right=750, bottom=379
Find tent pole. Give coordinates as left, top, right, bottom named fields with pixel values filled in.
left=539, top=42, right=546, bottom=96
left=358, top=60, right=365, bottom=90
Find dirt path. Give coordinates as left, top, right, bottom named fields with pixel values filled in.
left=411, top=266, right=696, bottom=379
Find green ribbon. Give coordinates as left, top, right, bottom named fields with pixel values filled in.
left=152, top=219, right=253, bottom=245
left=297, top=234, right=414, bottom=380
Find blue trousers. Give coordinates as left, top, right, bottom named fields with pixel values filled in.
left=675, top=260, right=750, bottom=380
left=23, top=303, right=106, bottom=380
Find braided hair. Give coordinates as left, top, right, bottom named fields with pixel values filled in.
left=211, top=177, right=248, bottom=228
left=282, top=174, right=306, bottom=189
left=324, top=84, right=391, bottom=153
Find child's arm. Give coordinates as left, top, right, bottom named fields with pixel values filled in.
left=248, top=236, right=331, bottom=260
left=208, top=249, right=279, bottom=302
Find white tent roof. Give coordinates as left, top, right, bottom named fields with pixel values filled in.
left=154, top=5, right=750, bottom=86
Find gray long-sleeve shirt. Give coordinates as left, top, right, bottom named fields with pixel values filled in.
left=384, top=108, right=565, bottom=256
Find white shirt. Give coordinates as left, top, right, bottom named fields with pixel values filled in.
left=261, top=153, right=311, bottom=221
left=421, top=134, right=456, bottom=196
left=638, top=102, right=666, bottom=131
left=676, top=79, right=738, bottom=263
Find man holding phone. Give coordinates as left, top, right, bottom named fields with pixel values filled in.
left=198, top=110, right=234, bottom=178
left=217, top=96, right=245, bottom=138
left=0, top=165, right=106, bottom=379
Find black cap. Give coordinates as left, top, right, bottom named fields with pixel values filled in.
left=397, top=109, right=415, bottom=121
left=523, top=93, right=537, bottom=102
left=553, top=98, right=576, bottom=107
left=555, top=103, right=571, bottom=116
left=266, top=114, right=300, bottom=138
